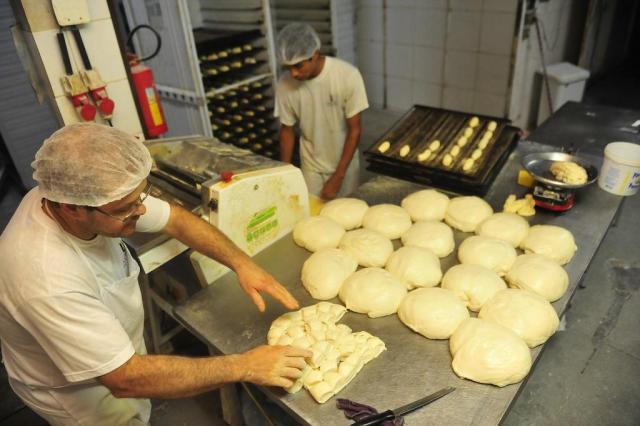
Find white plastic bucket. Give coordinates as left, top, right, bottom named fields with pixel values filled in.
left=598, top=142, right=640, bottom=196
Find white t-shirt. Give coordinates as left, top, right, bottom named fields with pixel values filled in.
left=0, top=187, right=170, bottom=425
left=275, top=56, right=369, bottom=174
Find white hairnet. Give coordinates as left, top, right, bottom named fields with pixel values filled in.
left=32, top=123, right=152, bottom=207
left=276, top=23, right=321, bottom=65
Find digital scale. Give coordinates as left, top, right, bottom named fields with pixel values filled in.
left=521, top=152, right=599, bottom=211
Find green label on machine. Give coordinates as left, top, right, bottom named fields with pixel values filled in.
left=246, top=206, right=279, bottom=249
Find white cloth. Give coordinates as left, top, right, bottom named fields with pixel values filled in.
left=275, top=57, right=369, bottom=193
left=0, top=187, right=170, bottom=425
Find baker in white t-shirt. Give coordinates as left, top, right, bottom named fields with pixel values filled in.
left=0, top=123, right=311, bottom=425
left=275, top=23, right=369, bottom=200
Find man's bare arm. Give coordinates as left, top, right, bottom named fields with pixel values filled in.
left=279, top=124, right=296, bottom=164
left=320, top=113, right=362, bottom=200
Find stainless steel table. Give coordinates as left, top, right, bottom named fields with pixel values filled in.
left=174, top=138, right=624, bottom=425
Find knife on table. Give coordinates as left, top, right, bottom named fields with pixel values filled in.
left=351, top=386, right=456, bottom=426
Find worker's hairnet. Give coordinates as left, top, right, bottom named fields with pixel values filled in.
left=32, top=123, right=152, bottom=207
left=276, top=23, right=321, bottom=65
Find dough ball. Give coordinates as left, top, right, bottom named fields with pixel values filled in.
left=505, top=254, right=569, bottom=302
left=458, top=235, right=517, bottom=276
left=339, top=229, right=393, bottom=267
left=362, top=204, right=412, bottom=239
left=398, top=287, right=469, bottom=339
left=445, top=196, right=494, bottom=232
left=339, top=268, right=407, bottom=318
left=519, top=225, right=577, bottom=265
left=319, top=198, right=369, bottom=230
left=478, top=289, right=559, bottom=347
left=450, top=318, right=531, bottom=387
left=401, top=221, right=455, bottom=258
left=385, top=246, right=442, bottom=289
left=301, top=249, right=358, bottom=300
left=441, top=264, right=507, bottom=312
left=476, top=212, right=530, bottom=247
left=293, top=216, right=345, bottom=252
left=401, top=189, right=450, bottom=222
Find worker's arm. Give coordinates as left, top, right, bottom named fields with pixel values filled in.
left=162, top=204, right=299, bottom=312
left=279, top=124, right=296, bottom=163
left=99, top=345, right=311, bottom=399
left=320, top=113, right=362, bottom=200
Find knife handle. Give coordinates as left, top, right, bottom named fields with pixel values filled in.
left=351, top=410, right=395, bottom=426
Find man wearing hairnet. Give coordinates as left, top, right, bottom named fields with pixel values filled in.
left=275, top=23, right=369, bottom=200
left=0, top=123, right=311, bottom=425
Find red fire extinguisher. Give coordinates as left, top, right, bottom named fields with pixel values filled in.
left=126, top=25, right=168, bottom=138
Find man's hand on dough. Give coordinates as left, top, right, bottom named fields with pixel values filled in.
left=240, top=345, right=312, bottom=388
left=320, top=173, right=344, bottom=200
left=236, top=261, right=299, bottom=312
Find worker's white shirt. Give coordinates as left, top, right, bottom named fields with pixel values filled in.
left=0, top=187, right=170, bottom=425
left=275, top=57, right=369, bottom=194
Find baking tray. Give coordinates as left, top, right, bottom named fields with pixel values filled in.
left=364, top=105, right=521, bottom=195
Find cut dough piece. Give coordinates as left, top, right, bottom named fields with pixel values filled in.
left=339, top=229, right=393, bottom=267
left=399, top=145, right=411, bottom=157
left=362, top=204, right=412, bottom=239
left=450, top=145, right=460, bottom=157
left=457, top=136, right=468, bottom=147
left=339, top=268, right=407, bottom=318
left=506, top=254, right=569, bottom=302
left=418, top=149, right=431, bottom=162
left=445, top=196, right=494, bottom=232
left=478, top=138, right=490, bottom=149
left=302, top=248, right=358, bottom=300
left=487, top=121, right=497, bottom=131
left=476, top=212, right=530, bottom=247
left=469, top=116, right=480, bottom=127
left=398, top=287, right=469, bottom=339
left=462, top=158, right=474, bottom=171
left=441, top=264, right=507, bottom=312
left=519, top=224, right=577, bottom=265
left=463, top=127, right=473, bottom=138
left=450, top=318, right=531, bottom=387
left=320, top=198, right=369, bottom=230
left=471, top=149, right=482, bottom=160
left=429, top=140, right=441, bottom=151
left=385, top=246, right=442, bottom=289
left=401, top=189, right=450, bottom=222
left=294, top=216, right=345, bottom=252
left=479, top=288, right=559, bottom=347
left=442, top=154, right=453, bottom=166
left=378, top=141, right=391, bottom=153
left=401, top=220, right=455, bottom=258
left=458, top=235, right=517, bottom=276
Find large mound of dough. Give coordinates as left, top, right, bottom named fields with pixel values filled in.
left=476, top=212, right=530, bottom=247
left=339, top=229, right=393, bottom=267
left=519, top=225, right=577, bottom=265
left=457, top=235, right=517, bottom=276
left=441, top=264, right=507, bottom=312
left=398, top=287, right=469, bottom=339
left=320, top=198, right=369, bottom=230
left=450, top=318, right=532, bottom=387
left=362, top=204, right=412, bottom=239
left=401, top=189, right=450, bottom=222
left=294, top=216, right=345, bottom=252
left=506, top=254, right=569, bottom=302
left=339, top=268, right=407, bottom=318
left=479, top=289, right=559, bottom=347
left=385, top=246, right=442, bottom=289
left=401, top=221, right=455, bottom=258
left=301, top=249, right=358, bottom=300
left=445, top=196, right=494, bottom=232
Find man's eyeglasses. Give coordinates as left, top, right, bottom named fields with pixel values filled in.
left=91, top=183, right=153, bottom=222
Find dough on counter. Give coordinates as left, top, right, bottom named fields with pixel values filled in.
left=301, top=248, right=358, bottom=300
left=519, top=224, right=577, bottom=265
left=458, top=235, right=517, bottom=276
left=450, top=318, right=531, bottom=387
left=506, top=254, right=569, bottom=302
left=401, top=189, right=450, bottom=222
left=478, top=288, right=559, bottom=347
left=476, top=212, right=530, bottom=247
left=339, top=268, right=408, bottom=318
left=362, top=204, right=412, bottom=239
left=398, top=287, right=469, bottom=339
left=294, top=216, right=346, bottom=252
left=320, top=198, right=369, bottom=230
left=339, top=228, right=393, bottom=267
left=444, top=196, right=494, bottom=232
left=441, top=264, right=507, bottom=312
left=401, top=220, right=455, bottom=258
left=385, top=246, right=442, bottom=289
left=550, top=161, right=588, bottom=184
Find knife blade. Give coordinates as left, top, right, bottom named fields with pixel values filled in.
left=350, top=387, right=455, bottom=426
